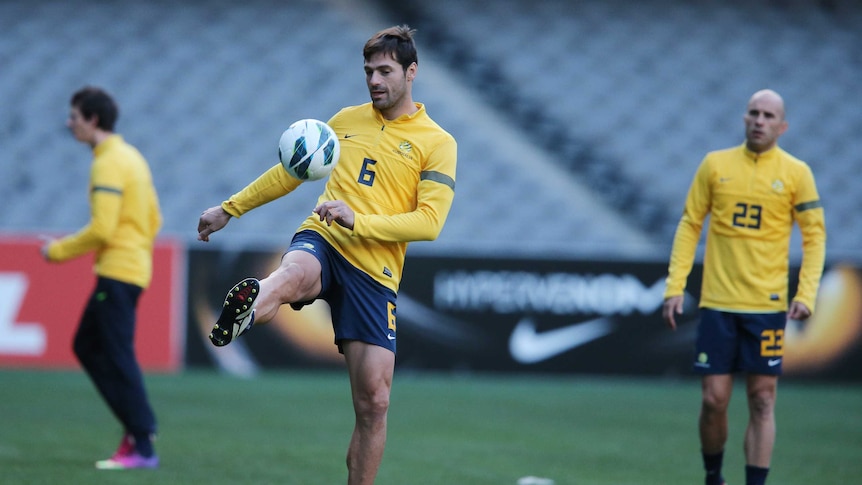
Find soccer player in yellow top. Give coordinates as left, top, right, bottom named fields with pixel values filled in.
left=196, top=25, right=456, bottom=485
left=662, top=89, right=826, bottom=485
left=42, top=86, right=162, bottom=469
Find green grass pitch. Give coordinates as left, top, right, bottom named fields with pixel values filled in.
left=1, top=369, right=860, bottom=484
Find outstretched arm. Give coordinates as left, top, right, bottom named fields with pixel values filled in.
left=197, top=164, right=304, bottom=242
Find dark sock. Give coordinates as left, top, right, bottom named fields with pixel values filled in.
left=703, top=450, right=725, bottom=485
left=745, top=465, right=769, bottom=485
left=132, top=432, right=155, bottom=457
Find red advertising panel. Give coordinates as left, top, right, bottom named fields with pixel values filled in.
left=0, top=236, right=184, bottom=371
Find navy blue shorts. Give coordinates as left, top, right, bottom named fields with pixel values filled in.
left=693, top=308, right=786, bottom=375
left=288, top=230, right=397, bottom=354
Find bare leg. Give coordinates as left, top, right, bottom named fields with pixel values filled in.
left=342, top=340, right=395, bottom=485
left=744, top=374, right=778, bottom=467
left=700, top=374, right=733, bottom=454
left=254, top=251, right=322, bottom=323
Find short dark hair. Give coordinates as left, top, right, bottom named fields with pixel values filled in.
left=70, top=86, right=118, bottom=131
left=363, top=25, right=418, bottom=71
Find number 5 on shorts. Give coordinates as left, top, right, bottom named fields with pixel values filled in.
left=387, top=302, right=396, bottom=332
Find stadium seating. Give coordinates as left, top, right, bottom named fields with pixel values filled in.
left=1, top=0, right=859, bottom=261
left=376, top=0, right=862, bottom=260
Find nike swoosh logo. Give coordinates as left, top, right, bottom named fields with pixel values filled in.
left=768, top=358, right=782, bottom=366
left=387, top=333, right=396, bottom=341
left=508, top=317, right=613, bottom=364
left=344, top=134, right=359, bottom=139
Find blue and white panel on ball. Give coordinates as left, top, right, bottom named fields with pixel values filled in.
left=278, top=119, right=340, bottom=181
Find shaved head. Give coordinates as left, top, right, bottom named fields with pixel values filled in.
left=748, top=89, right=786, bottom=120
left=744, top=89, right=788, bottom=153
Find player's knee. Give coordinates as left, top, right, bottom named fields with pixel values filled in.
left=354, top=388, right=390, bottom=423
left=270, top=262, right=316, bottom=302
left=747, top=388, right=775, bottom=418
left=701, top=389, right=730, bottom=414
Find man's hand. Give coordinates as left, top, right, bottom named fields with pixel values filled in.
left=197, top=206, right=232, bottom=242
left=314, top=200, right=355, bottom=230
left=662, top=295, right=684, bottom=331
left=788, top=300, right=812, bottom=320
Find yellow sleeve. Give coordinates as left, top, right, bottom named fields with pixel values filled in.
left=151, top=195, right=163, bottom=235
left=48, top=158, right=122, bottom=262
left=664, top=158, right=711, bottom=298
left=353, top=137, right=456, bottom=242
left=791, top=165, right=826, bottom=312
left=222, top=163, right=303, bottom=217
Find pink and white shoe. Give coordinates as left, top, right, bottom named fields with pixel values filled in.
left=95, top=452, right=159, bottom=470
left=95, top=434, right=158, bottom=469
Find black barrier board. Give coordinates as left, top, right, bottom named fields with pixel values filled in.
left=396, top=257, right=701, bottom=375
left=186, top=248, right=862, bottom=380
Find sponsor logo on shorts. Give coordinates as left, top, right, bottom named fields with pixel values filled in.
left=695, top=352, right=710, bottom=368
left=768, top=358, right=782, bottom=367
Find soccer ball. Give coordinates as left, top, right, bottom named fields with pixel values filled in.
left=278, top=119, right=340, bottom=181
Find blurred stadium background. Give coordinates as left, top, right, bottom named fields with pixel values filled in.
left=2, top=0, right=861, bottom=483
left=0, top=0, right=862, bottom=370
left=4, top=0, right=860, bottom=258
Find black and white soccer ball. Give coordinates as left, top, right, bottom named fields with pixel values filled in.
left=278, top=119, right=340, bottom=181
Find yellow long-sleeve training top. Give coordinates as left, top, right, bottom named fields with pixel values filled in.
left=222, top=102, right=457, bottom=293
left=665, top=143, right=826, bottom=312
left=48, top=134, right=162, bottom=289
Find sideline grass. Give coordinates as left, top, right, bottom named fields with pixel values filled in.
left=1, top=369, right=860, bottom=484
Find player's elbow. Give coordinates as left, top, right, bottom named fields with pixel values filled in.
left=421, top=231, right=440, bottom=242
left=419, top=215, right=449, bottom=241
left=418, top=203, right=451, bottom=241
left=89, top=223, right=115, bottom=245
left=412, top=226, right=441, bottom=242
